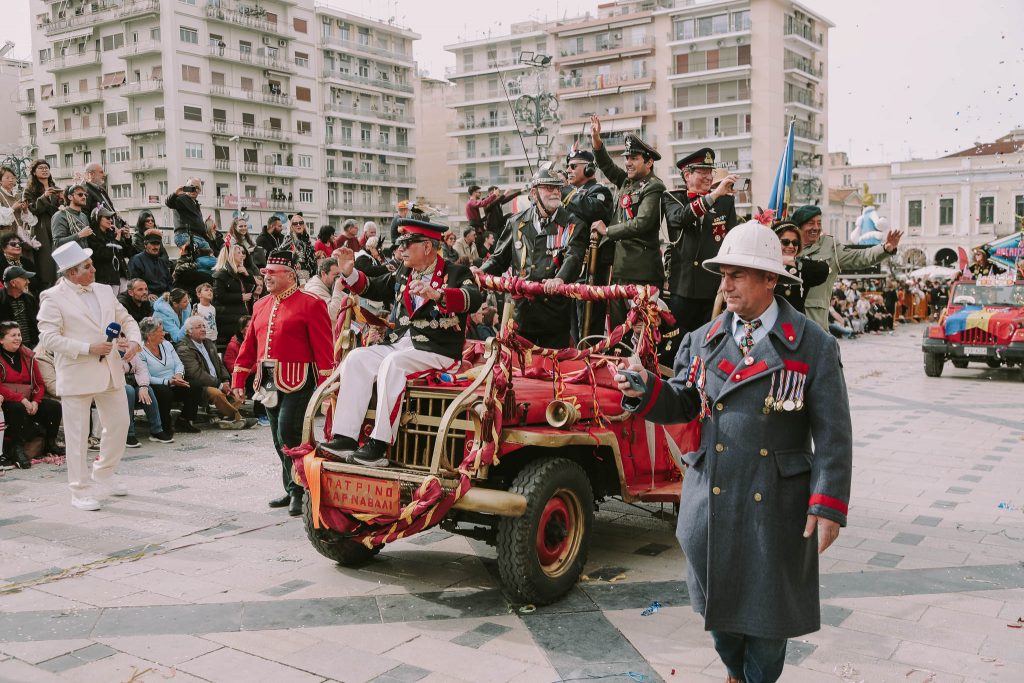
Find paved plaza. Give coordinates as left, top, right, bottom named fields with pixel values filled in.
left=1, top=322, right=1022, bottom=683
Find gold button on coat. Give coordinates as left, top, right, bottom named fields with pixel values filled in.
left=754, top=493, right=763, bottom=502
left=716, top=402, right=724, bottom=411
left=712, top=486, right=721, bottom=495
left=759, top=448, right=768, bottom=456
left=715, top=443, right=725, bottom=452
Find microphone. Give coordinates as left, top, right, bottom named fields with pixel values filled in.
left=99, top=322, right=122, bottom=362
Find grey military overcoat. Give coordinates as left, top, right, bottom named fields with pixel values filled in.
left=627, top=297, right=853, bottom=639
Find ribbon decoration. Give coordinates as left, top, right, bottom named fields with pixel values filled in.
left=285, top=277, right=673, bottom=548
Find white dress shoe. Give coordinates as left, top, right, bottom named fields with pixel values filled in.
left=71, top=496, right=101, bottom=511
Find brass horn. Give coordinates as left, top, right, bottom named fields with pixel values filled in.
left=545, top=399, right=581, bottom=429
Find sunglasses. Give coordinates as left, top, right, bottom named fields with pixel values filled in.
left=779, top=238, right=800, bottom=247
left=291, top=220, right=305, bottom=226
left=6, top=241, right=21, bottom=247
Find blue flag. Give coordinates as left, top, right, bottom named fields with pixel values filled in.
left=767, top=121, right=795, bottom=220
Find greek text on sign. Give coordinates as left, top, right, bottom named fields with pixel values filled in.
left=322, top=473, right=400, bottom=516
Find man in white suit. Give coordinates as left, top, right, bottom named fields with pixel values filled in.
left=38, top=242, right=142, bottom=510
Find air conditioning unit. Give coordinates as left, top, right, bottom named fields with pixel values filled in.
left=278, top=39, right=286, bottom=47
left=281, top=178, right=290, bottom=185
left=267, top=177, right=275, bottom=184
left=73, top=144, right=86, bottom=152
left=82, top=104, right=91, bottom=114
left=337, top=19, right=345, bottom=28
left=278, top=143, right=287, bottom=150
left=321, top=16, right=331, bottom=24
left=262, top=36, right=271, bottom=45
left=71, top=106, right=81, bottom=115
left=325, top=116, right=334, bottom=123
left=240, top=174, right=247, bottom=182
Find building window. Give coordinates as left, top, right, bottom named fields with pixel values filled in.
left=297, top=120, right=312, bottom=135
left=978, top=196, right=994, bottom=224
left=939, top=198, right=954, bottom=226
left=1015, top=195, right=1024, bottom=222
left=299, top=188, right=313, bottom=203
left=108, top=146, right=130, bottom=163
left=907, top=200, right=922, bottom=227
left=297, top=154, right=312, bottom=169
left=293, top=17, right=307, bottom=33
left=295, top=52, right=309, bottom=67
left=181, top=65, right=200, bottom=83
left=101, top=34, right=125, bottom=51
left=183, top=105, right=203, bottom=121
left=109, top=183, right=132, bottom=199
left=179, top=27, right=199, bottom=44
left=296, top=86, right=311, bottom=102
left=105, top=111, right=128, bottom=127
left=874, top=192, right=887, bottom=204
left=179, top=0, right=196, bottom=5
left=155, top=106, right=165, bottom=120
left=184, top=142, right=203, bottom=159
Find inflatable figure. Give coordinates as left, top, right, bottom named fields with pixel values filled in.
left=851, top=206, right=885, bottom=245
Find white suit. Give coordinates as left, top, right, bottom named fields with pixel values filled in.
left=38, top=278, right=142, bottom=495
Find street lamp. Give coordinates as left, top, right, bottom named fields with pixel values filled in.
left=509, top=52, right=559, bottom=165
left=228, top=135, right=244, bottom=215
left=0, top=144, right=39, bottom=191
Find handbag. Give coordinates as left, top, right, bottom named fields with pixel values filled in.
left=252, top=362, right=279, bottom=408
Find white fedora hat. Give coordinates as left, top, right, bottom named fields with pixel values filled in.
left=702, top=220, right=802, bottom=284
left=52, top=241, right=94, bottom=273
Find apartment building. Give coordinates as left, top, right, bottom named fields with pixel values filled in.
left=17, top=0, right=420, bottom=235
left=829, top=131, right=1024, bottom=267
left=1, top=52, right=32, bottom=153
left=317, top=6, right=420, bottom=229
left=659, top=0, right=830, bottom=205
left=443, top=21, right=556, bottom=202
left=413, top=75, right=457, bottom=219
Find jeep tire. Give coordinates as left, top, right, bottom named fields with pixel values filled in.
left=302, top=493, right=381, bottom=566
left=924, top=353, right=944, bottom=377
left=497, top=458, right=594, bottom=605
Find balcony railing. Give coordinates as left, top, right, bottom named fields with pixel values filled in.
left=447, top=147, right=520, bottom=162
left=118, top=39, right=162, bottom=58
left=325, top=169, right=414, bottom=184
left=121, top=79, right=164, bottom=97
left=43, top=50, right=101, bottom=72
left=124, top=158, right=165, bottom=172
left=323, top=102, right=414, bottom=124
left=669, top=94, right=750, bottom=109
left=215, top=195, right=295, bottom=211
left=207, top=45, right=296, bottom=73
left=784, top=23, right=823, bottom=45
left=211, top=120, right=292, bottom=142
left=791, top=123, right=823, bottom=141
left=205, top=4, right=281, bottom=34
left=322, top=35, right=413, bottom=64
left=444, top=57, right=523, bottom=78
left=785, top=90, right=824, bottom=110
left=208, top=84, right=291, bottom=107
left=556, top=35, right=655, bottom=63
left=783, top=59, right=821, bottom=78
left=558, top=70, right=652, bottom=92
left=49, top=88, right=105, bottom=108
left=670, top=55, right=751, bottom=77
left=42, top=0, right=160, bottom=36
left=14, top=100, right=36, bottom=114
left=324, top=136, right=412, bottom=154
left=51, top=126, right=108, bottom=143
left=321, top=69, right=413, bottom=94
left=449, top=175, right=517, bottom=190
left=673, top=127, right=750, bottom=142
left=123, top=119, right=166, bottom=136
left=448, top=115, right=513, bottom=133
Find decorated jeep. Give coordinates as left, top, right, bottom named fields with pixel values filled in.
left=286, top=278, right=698, bottom=605
left=921, top=276, right=1024, bottom=379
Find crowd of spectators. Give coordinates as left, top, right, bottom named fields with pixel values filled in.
left=826, top=277, right=948, bottom=339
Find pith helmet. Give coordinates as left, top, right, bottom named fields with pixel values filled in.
left=702, top=220, right=802, bottom=284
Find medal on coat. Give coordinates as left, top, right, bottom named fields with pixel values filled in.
left=683, top=356, right=712, bottom=421
left=620, top=194, right=635, bottom=220
left=712, top=218, right=727, bottom=242
left=765, top=366, right=808, bottom=412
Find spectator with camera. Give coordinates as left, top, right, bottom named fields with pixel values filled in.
left=85, top=205, right=133, bottom=293
left=165, top=178, right=209, bottom=251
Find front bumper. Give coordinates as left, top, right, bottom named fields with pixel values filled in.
left=922, top=338, right=1024, bottom=362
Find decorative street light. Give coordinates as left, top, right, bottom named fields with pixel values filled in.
left=0, top=144, right=39, bottom=191
left=506, top=51, right=560, bottom=166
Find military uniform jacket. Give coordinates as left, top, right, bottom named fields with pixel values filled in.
left=481, top=204, right=587, bottom=336
left=594, top=145, right=666, bottom=282
left=663, top=191, right=738, bottom=299
left=801, top=234, right=890, bottom=329
left=563, top=179, right=614, bottom=272
left=626, top=297, right=853, bottom=639
left=347, top=256, right=483, bottom=361
left=230, top=285, right=334, bottom=393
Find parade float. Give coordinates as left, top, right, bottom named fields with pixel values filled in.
left=287, top=278, right=698, bottom=605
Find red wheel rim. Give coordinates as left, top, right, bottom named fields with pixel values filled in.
left=534, top=489, right=584, bottom=576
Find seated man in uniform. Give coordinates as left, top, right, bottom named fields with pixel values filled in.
left=320, top=219, right=484, bottom=467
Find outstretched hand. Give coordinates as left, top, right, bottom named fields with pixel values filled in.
left=334, top=246, right=355, bottom=275
left=884, top=229, right=903, bottom=253
left=590, top=115, right=603, bottom=150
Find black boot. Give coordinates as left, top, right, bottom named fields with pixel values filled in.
left=288, top=491, right=304, bottom=517
left=46, top=442, right=66, bottom=456
left=351, top=438, right=389, bottom=468
left=268, top=493, right=291, bottom=508
left=175, top=418, right=201, bottom=434
left=13, top=446, right=32, bottom=470
left=318, top=435, right=358, bottom=463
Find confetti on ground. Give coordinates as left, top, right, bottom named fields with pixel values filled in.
left=640, top=600, right=661, bottom=616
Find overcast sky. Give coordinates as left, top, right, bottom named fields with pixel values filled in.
left=6, top=0, right=1023, bottom=165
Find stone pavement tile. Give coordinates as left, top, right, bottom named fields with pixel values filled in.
left=377, top=588, right=508, bottom=623
left=0, top=639, right=95, bottom=665
left=0, top=588, right=91, bottom=614
left=839, top=611, right=985, bottom=653
left=116, top=568, right=238, bottom=602
left=916, top=594, right=1008, bottom=618
left=369, top=663, right=431, bottom=683
left=96, top=634, right=222, bottom=667
left=820, top=605, right=853, bottom=627
left=178, top=646, right=325, bottom=683
left=979, top=629, right=1024, bottom=665
left=890, top=641, right=1016, bottom=680
left=868, top=551, right=904, bottom=568
left=477, top=626, right=551, bottom=667
left=202, top=629, right=325, bottom=661
left=503, top=665, right=563, bottom=683
left=240, top=596, right=381, bottom=631
left=279, top=643, right=400, bottom=683
left=650, top=660, right=725, bottom=682
left=0, top=608, right=101, bottom=643
left=92, top=602, right=244, bottom=638
left=61, top=652, right=210, bottom=683
left=580, top=579, right=689, bottom=611
left=798, top=645, right=964, bottom=683
left=800, top=623, right=900, bottom=659
left=300, top=623, right=420, bottom=656
left=32, top=575, right=144, bottom=608
left=0, top=658, right=66, bottom=682
left=386, top=635, right=529, bottom=683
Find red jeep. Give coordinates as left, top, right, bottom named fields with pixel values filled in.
left=293, top=283, right=698, bottom=605
left=922, top=278, right=1024, bottom=379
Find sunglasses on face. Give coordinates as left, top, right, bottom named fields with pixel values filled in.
left=7, top=241, right=21, bottom=247
left=779, top=238, right=800, bottom=247
left=291, top=221, right=305, bottom=226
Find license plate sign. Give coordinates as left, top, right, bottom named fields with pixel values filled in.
left=964, top=346, right=988, bottom=356
left=322, top=472, right=400, bottom=516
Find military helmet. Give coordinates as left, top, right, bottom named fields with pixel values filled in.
left=528, top=164, right=565, bottom=189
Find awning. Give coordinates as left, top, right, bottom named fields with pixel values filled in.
left=60, top=27, right=96, bottom=43
left=101, top=72, right=126, bottom=88
left=40, top=84, right=54, bottom=98
left=559, top=116, right=641, bottom=136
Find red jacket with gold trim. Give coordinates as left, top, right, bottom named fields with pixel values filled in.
left=230, top=285, right=334, bottom=392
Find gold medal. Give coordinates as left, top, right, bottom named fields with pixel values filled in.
left=795, top=400, right=804, bottom=411
left=782, top=399, right=796, bottom=411
left=765, top=395, right=774, bottom=408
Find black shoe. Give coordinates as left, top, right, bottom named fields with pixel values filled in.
left=288, top=492, right=303, bottom=517
left=175, top=418, right=201, bottom=434
left=149, top=431, right=175, bottom=444
left=46, top=443, right=66, bottom=456
left=351, top=438, right=389, bottom=468
left=268, top=494, right=291, bottom=508
left=13, top=447, right=32, bottom=470
left=318, top=435, right=359, bottom=463
left=126, top=435, right=141, bottom=448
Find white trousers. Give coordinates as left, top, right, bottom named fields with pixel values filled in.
left=331, top=336, right=455, bottom=444
left=62, top=382, right=129, bottom=494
